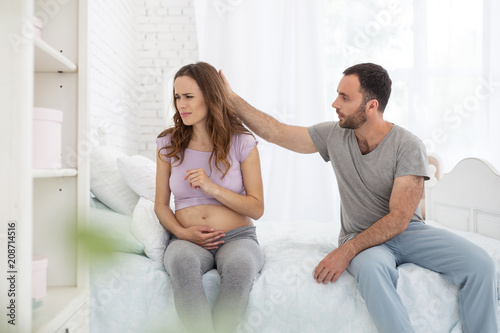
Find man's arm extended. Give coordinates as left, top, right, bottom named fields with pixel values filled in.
left=219, top=70, right=317, bottom=154
left=313, top=174, right=425, bottom=284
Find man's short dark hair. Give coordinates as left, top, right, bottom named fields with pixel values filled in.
left=343, top=63, right=392, bottom=112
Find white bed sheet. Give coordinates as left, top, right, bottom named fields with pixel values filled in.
left=90, top=220, right=500, bottom=333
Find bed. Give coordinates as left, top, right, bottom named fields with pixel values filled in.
left=88, top=146, right=500, bottom=333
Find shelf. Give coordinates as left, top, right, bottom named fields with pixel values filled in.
left=33, top=168, right=77, bottom=178
left=32, top=286, right=88, bottom=333
left=34, top=37, right=77, bottom=73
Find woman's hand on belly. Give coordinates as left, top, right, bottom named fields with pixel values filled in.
left=178, top=226, right=225, bottom=250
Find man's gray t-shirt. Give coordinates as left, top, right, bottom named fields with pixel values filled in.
left=308, top=122, right=429, bottom=245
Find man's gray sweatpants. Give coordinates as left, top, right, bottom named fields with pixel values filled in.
left=347, top=222, right=498, bottom=333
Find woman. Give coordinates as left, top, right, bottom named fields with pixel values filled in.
left=154, top=62, right=264, bottom=333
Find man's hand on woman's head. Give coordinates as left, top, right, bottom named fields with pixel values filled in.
left=218, top=69, right=234, bottom=98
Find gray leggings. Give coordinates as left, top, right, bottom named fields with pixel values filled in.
left=164, top=225, right=264, bottom=333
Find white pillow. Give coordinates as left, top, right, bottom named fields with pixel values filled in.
left=90, top=147, right=139, bottom=216
left=88, top=207, right=144, bottom=254
left=131, top=197, right=169, bottom=262
left=117, top=154, right=156, bottom=202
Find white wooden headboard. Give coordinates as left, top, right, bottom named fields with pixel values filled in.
left=425, top=158, right=500, bottom=240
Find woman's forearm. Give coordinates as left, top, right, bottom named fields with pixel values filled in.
left=154, top=203, right=186, bottom=238
left=207, top=184, right=264, bottom=220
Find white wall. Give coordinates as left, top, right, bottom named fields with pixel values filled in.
left=136, top=0, right=198, bottom=160
left=89, top=0, right=140, bottom=155
left=89, top=0, right=198, bottom=158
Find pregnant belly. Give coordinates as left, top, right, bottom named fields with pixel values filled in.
left=175, top=204, right=253, bottom=232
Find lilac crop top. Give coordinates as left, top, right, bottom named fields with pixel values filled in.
left=156, top=133, right=258, bottom=211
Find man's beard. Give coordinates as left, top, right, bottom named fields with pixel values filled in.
left=337, top=102, right=367, bottom=129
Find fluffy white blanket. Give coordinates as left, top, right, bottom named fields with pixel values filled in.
left=90, top=220, right=500, bottom=333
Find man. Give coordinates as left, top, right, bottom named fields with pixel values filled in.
left=219, top=63, right=497, bottom=333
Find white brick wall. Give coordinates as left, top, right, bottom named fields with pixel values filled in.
left=88, top=0, right=198, bottom=158
left=136, top=0, right=199, bottom=161
left=89, top=0, right=140, bottom=155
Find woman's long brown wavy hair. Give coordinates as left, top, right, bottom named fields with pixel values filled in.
left=157, top=62, right=252, bottom=177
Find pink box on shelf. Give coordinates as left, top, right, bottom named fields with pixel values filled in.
left=33, top=107, right=63, bottom=169
left=33, top=16, right=43, bottom=39
left=32, top=256, right=48, bottom=300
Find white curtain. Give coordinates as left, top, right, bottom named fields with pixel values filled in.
left=194, top=0, right=500, bottom=223
left=194, top=0, right=339, bottom=223
left=323, top=0, right=500, bottom=173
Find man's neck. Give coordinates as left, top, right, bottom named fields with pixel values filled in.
left=355, top=121, right=393, bottom=155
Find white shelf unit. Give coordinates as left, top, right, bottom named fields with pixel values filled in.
left=34, top=37, right=78, bottom=73
left=33, top=0, right=90, bottom=332
left=33, top=168, right=78, bottom=179
left=0, top=1, right=89, bottom=332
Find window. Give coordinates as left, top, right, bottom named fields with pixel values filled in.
left=325, top=0, right=499, bottom=171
